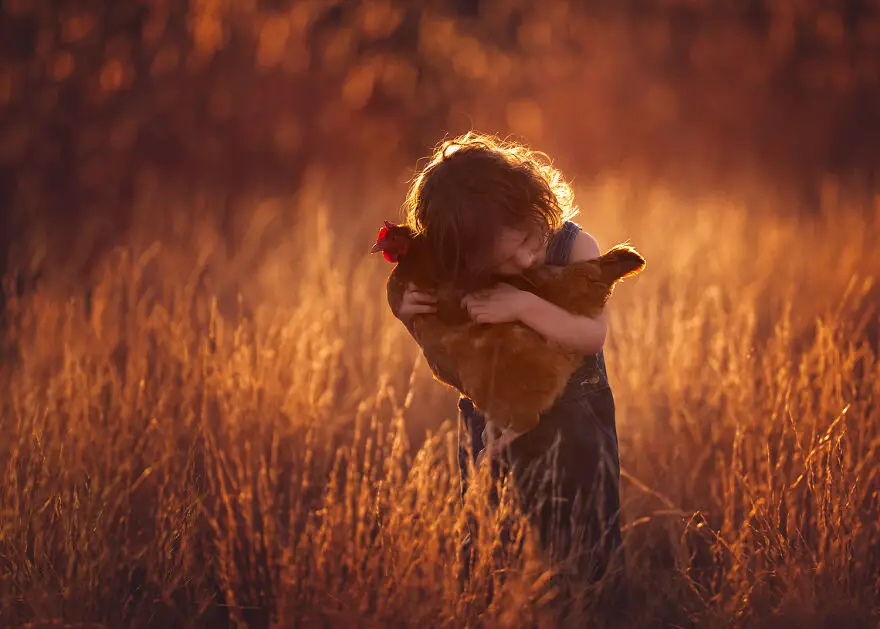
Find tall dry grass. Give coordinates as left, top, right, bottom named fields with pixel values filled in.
left=1, top=181, right=879, bottom=628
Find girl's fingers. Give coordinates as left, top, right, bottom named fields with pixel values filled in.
left=461, top=295, right=487, bottom=308
left=407, top=283, right=436, bottom=295
left=401, top=304, right=437, bottom=315
left=410, top=291, right=438, bottom=303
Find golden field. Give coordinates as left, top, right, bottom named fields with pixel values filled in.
left=4, top=0, right=880, bottom=626
left=1, top=180, right=878, bottom=628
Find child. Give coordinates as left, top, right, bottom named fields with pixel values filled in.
left=394, top=132, right=624, bottom=587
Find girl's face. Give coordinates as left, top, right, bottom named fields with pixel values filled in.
left=487, top=225, right=547, bottom=276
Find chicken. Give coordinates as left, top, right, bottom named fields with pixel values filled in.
left=371, top=221, right=645, bottom=433
left=370, top=221, right=473, bottom=391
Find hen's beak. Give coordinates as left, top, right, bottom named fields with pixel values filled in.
left=370, top=242, right=383, bottom=254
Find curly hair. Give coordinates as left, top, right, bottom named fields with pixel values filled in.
left=403, top=132, right=578, bottom=285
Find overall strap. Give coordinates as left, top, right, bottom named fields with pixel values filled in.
left=545, top=221, right=582, bottom=266
left=544, top=220, right=608, bottom=374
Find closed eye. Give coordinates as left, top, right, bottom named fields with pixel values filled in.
left=499, top=233, right=530, bottom=266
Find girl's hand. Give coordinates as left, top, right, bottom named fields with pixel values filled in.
left=398, top=282, right=437, bottom=324
left=461, top=283, right=535, bottom=324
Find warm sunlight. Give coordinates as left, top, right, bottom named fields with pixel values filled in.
left=1, top=2, right=879, bottom=628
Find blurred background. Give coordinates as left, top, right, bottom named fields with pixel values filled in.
left=3, top=5, right=880, bottom=625
left=2, top=0, right=879, bottom=295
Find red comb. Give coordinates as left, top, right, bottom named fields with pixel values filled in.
left=371, top=221, right=404, bottom=263
left=375, top=221, right=397, bottom=242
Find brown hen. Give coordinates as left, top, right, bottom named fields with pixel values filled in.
left=372, top=221, right=645, bottom=433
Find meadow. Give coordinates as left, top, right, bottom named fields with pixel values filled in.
left=1, top=179, right=878, bottom=628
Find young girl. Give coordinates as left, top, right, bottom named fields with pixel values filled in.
left=394, top=132, right=623, bottom=585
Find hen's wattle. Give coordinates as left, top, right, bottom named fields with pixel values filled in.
left=373, top=222, right=411, bottom=263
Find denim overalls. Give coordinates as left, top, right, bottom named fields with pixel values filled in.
left=458, top=221, right=623, bottom=582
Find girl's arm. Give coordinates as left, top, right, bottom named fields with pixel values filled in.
left=518, top=230, right=607, bottom=354
left=517, top=297, right=606, bottom=354
left=461, top=231, right=608, bottom=354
